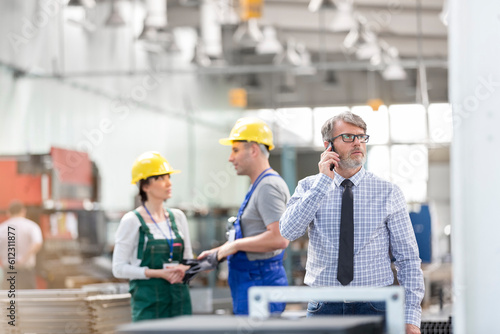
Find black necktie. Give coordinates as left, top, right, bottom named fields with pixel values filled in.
left=337, top=179, right=354, bottom=286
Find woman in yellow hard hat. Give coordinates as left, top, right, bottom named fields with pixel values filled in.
left=112, top=152, right=193, bottom=322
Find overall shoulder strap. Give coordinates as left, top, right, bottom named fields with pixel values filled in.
left=165, top=208, right=182, bottom=239
left=133, top=210, right=153, bottom=260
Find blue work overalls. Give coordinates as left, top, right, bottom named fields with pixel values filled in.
left=227, top=169, right=288, bottom=315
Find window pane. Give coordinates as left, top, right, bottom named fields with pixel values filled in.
left=428, top=103, right=453, bottom=143
left=352, top=105, right=389, bottom=145
left=273, top=107, right=313, bottom=147
left=391, top=145, right=428, bottom=181
left=313, top=106, right=350, bottom=146
left=395, top=181, right=427, bottom=203
left=389, top=104, right=427, bottom=143
left=390, top=144, right=428, bottom=202
left=367, top=146, right=391, bottom=181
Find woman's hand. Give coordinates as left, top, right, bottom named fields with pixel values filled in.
left=145, top=264, right=190, bottom=284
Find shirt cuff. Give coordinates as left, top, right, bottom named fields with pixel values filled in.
left=405, top=308, right=421, bottom=328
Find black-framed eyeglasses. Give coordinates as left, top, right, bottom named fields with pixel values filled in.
left=330, top=133, right=370, bottom=143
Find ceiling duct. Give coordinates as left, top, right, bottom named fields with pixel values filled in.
left=308, top=0, right=337, bottom=13
left=105, top=0, right=125, bottom=27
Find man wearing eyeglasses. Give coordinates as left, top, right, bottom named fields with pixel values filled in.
left=280, top=112, right=424, bottom=334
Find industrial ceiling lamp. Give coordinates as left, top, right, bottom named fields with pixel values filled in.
left=105, top=0, right=125, bottom=27
left=256, top=26, right=283, bottom=55
left=342, top=15, right=380, bottom=60
left=308, top=0, right=337, bottom=13
left=66, top=0, right=96, bottom=32
left=138, top=0, right=167, bottom=41
left=382, top=62, right=406, bottom=81
left=191, top=40, right=212, bottom=67
left=380, top=46, right=406, bottom=81
left=330, top=0, right=356, bottom=32
left=273, top=38, right=302, bottom=67
left=67, top=0, right=96, bottom=8
left=354, top=16, right=380, bottom=60
left=138, top=0, right=180, bottom=53
left=233, top=18, right=263, bottom=50
left=233, top=0, right=264, bottom=50
left=294, top=42, right=316, bottom=76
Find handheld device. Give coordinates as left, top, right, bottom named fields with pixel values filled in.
left=327, top=141, right=335, bottom=171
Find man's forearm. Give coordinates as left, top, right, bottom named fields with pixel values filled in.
left=280, top=175, right=331, bottom=240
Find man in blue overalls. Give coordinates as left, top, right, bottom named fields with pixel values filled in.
left=199, top=117, right=290, bottom=315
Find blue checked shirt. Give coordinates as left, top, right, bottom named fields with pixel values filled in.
left=280, top=167, right=424, bottom=327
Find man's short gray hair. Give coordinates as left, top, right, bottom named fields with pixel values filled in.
left=321, top=112, right=367, bottom=141
left=244, top=142, right=270, bottom=159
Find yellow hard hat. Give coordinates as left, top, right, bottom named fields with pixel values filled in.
left=131, top=151, right=180, bottom=184
left=219, top=117, right=275, bottom=150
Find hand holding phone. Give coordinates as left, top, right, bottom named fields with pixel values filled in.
left=327, top=141, right=335, bottom=171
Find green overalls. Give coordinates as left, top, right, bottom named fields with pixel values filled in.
left=129, top=209, right=192, bottom=322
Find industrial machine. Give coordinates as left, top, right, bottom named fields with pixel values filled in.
left=0, top=147, right=109, bottom=288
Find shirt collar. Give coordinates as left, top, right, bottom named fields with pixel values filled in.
left=333, top=166, right=366, bottom=188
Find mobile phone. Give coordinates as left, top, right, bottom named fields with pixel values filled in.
left=327, top=141, right=335, bottom=171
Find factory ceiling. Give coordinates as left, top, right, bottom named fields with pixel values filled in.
left=0, top=0, right=449, bottom=109
left=160, top=0, right=448, bottom=108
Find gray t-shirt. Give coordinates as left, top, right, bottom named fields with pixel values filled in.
left=240, top=173, right=290, bottom=261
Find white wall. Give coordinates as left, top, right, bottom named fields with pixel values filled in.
left=450, top=0, right=500, bottom=332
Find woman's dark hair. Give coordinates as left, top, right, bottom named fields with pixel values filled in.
left=138, top=174, right=165, bottom=203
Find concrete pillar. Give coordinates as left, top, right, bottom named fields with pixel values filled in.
left=449, top=1, right=500, bottom=333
